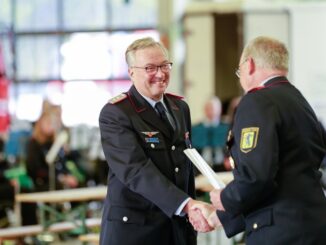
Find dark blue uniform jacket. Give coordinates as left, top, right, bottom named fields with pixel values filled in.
left=99, top=85, right=196, bottom=245
left=218, top=76, right=326, bottom=245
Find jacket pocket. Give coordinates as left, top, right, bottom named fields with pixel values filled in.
left=245, top=208, right=273, bottom=234
left=108, top=206, right=146, bottom=225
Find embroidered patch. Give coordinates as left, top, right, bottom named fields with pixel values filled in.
left=109, top=93, right=127, bottom=104
left=240, top=127, right=259, bottom=153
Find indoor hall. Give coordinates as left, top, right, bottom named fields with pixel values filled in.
left=1, top=0, right=326, bottom=244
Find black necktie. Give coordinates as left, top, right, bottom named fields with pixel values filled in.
left=155, top=102, right=174, bottom=134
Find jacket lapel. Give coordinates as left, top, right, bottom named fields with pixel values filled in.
left=128, top=86, right=172, bottom=138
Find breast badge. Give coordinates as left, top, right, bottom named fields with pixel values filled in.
left=141, top=131, right=159, bottom=143
left=240, top=127, right=259, bottom=153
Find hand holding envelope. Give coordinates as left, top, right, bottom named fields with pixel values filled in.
left=184, top=148, right=227, bottom=231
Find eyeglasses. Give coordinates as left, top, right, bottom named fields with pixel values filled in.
left=235, top=59, right=248, bottom=78
left=131, top=62, right=173, bottom=74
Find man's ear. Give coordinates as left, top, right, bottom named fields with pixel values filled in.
left=248, top=57, right=255, bottom=75
left=128, top=67, right=133, bottom=77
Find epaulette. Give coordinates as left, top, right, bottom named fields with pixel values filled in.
left=165, top=92, right=184, bottom=100
left=109, top=93, right=127, bottom=104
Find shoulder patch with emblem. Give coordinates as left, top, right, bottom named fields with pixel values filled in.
left=240, top=127, right=259, bottom=153
left=109, top=93, right=127, bottom=104
left=165, top=92, right=184, bottom=100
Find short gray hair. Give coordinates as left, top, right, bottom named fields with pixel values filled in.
left=125, top=37, right=169, bottom=66
left=242, top=36, right=289, bottom=71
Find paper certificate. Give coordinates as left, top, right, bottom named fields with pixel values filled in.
left=184, top=148, right=225, bottom=189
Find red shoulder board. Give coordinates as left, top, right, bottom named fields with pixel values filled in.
left=165, top=92, right=184, bottom=100
left=109, top=93, right=127, bottom=104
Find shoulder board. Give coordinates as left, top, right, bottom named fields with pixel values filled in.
left=165, top=92, right=184, bottom=100
left=109, top=93, right=127, bottom=104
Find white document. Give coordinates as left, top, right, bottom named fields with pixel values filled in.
left=184, top=148, right=225, bottom=189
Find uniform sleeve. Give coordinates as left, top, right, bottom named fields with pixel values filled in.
left=99, top=103, right=189, bottom=217
left=221, top=94, right=280, bottom=215
left=216, top=210, right=245, bottom=237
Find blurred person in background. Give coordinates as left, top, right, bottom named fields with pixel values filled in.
left=21, top=104, right=80, bottom=225
left=192, top=96, right=229, bottom=172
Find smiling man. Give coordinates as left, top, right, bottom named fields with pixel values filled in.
left=98, top=37, right=214, bottom=245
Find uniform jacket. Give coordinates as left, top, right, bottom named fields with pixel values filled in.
left=99, top=85, right=196, bottom=245
left=218, top=76, right=326, bottom=244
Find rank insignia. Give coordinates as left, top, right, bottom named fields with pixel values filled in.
left=109, top=93, right=127, bottom=104
left=240, top=127, right=259, bottom=153
left=145, top=137, right=159, bottom=143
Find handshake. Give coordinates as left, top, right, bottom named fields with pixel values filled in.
left=183, top=189, right=224, bottom=232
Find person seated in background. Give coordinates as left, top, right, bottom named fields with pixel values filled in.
left=192, top=96, right=230, bottom=172
left=21, top=105, right=80, bottom=225
left=25, top=109, right=79, bottom=192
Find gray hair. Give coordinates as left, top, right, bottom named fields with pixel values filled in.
left=242, top=36, right=289, bottom=71
left=125, top=37, right=169, bottom=66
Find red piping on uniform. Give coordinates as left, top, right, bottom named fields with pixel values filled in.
left=127, top=92, right=146, bottom=113
left=248, top=80, right=288, bottom=93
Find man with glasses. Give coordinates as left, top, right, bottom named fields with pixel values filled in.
left=193, top=36, right=326, bottom=244
left=99, top=37, right=215, bottom=245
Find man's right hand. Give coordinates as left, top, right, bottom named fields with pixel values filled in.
left=183, top=199, right=217, bottom=232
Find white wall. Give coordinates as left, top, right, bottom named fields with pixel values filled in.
left=184, top=15, right=216, bottom=124
left=290, top=3, right=326, bottom=124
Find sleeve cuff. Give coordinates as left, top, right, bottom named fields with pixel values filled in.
left=175, top=197, right=191, bottom=216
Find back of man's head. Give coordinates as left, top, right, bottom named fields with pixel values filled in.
left=242, top=36, right=289, bottom=72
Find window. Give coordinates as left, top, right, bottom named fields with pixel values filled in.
left=3, top=0, right=159, bottom=127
